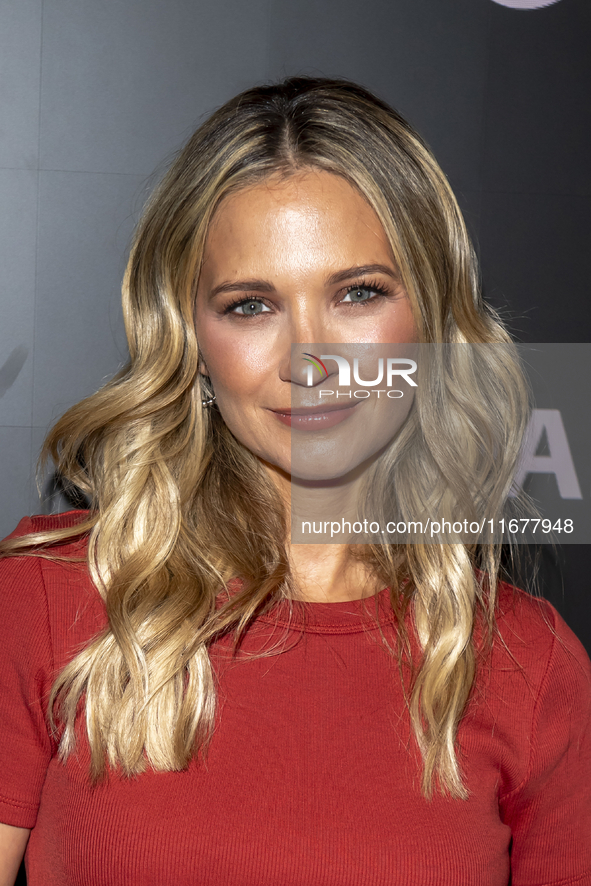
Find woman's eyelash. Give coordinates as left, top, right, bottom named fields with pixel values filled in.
left=221, top=279, right=391, bottom=315
left=341, top=279, right=391, bottom=299
left=222, top=296, right=269, bottom=315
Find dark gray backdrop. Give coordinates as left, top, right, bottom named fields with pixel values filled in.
left=1, top=0, right=589, bottom=654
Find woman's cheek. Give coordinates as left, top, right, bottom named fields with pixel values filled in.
left=202, top=327, right=278, bottom=401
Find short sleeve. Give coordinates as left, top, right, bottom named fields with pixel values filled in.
left=0, top=520, right=56, bottom=828
left=499, top=601, right=591, bottom=886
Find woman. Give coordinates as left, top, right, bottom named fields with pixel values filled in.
left=0, top=77, right=589, bottom=886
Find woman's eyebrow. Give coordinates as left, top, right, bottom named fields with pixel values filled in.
left=209, top=279, right=275, bottom=299
left=325, top=264, right=400, bottom=285
left=208, top=264, right=400, bottom=299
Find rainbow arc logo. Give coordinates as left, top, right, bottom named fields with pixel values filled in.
left=302, top=353, right=329, bottom=385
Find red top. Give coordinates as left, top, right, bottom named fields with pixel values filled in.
left=0, top=512, right=590, bottom=886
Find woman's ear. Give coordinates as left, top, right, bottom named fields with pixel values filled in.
left=197, top=350, right=210, bottom=379
left=197, top=352, right=214, bottom=391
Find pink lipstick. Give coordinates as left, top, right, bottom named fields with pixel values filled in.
left=269, top=401, right=360, bottom=430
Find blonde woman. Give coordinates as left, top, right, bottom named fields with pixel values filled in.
left=0, top=78, right=589, bottom=886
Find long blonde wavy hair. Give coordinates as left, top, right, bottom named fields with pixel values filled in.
left=0, top=78, right=528, bottom=799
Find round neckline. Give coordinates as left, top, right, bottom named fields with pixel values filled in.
left=256, top=586, right=395, bottom=634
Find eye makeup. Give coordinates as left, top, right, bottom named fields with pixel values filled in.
left=219, top=277, right=396, bottom=318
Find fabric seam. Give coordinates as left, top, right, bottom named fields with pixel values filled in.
left=498, top=600, right=557, bottom=803
left=0, top=793, right=36, bottom=811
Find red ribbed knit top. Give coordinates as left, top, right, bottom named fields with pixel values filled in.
left=0, top=512, right=590, bottom=886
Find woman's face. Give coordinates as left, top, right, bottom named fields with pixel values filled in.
left=195, top=170, right=417, bottom=482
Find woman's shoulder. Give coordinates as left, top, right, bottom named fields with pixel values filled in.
left=483, top=581, right=591, bottom=725
left=4, top=509, right=91, bottom=545
left=494, top=580, right=590, bottom=669
left=0, top=510, right=105, bottom=671
left=481, top=584, right=591, bottom=867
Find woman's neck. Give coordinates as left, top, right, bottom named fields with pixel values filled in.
left=288, top=542, right=377, bottom=603
left=262, top=459, right=378, bottom=602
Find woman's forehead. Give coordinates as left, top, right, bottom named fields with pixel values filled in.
left=200, top=170, right=396, bottom=283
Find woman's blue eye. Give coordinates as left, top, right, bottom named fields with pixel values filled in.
left=342, top=286, right=377, bottom=303
left=232, top=300, right=270, bottom=316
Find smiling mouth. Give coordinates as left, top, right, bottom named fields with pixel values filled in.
left=268, top=400, right=360, bottom=430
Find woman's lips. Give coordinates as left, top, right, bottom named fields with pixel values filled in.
left=269, top=401, right=360, bottom=430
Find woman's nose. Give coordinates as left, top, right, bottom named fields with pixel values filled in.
left=276, top=301, right=338, bottom=386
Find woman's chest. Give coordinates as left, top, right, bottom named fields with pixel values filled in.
left=28, top=633, right=513, bottom=886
